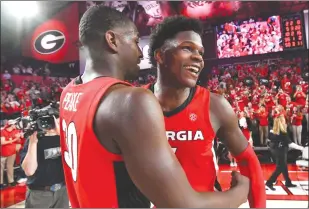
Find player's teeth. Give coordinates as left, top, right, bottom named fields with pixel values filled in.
left=184, top=66, right=199, bottom=73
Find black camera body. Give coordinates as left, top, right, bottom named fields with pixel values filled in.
left=16, top=102, right=59, bottom=138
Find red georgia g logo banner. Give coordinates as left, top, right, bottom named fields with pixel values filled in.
left=34, top=30, right=65, bottom=54
left=22, top=3, right=79, bottom=63
left=30, top=20, right=69, bottom=62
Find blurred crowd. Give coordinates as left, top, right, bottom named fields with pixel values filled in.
left=0, top=56, right=75, bottom=126
left=1, top=77, right=70, bottom=126
left=1, top=56, right=308, bottom=145
left=205, top=56, right=308, bottom=147
left=129, top=72, right=156, bottom=87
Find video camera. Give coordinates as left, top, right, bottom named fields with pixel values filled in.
left=15, top=102, right=60, bottom=138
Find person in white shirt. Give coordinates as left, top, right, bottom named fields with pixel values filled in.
left=12, top=66, right=20, bottom=74
left=26, top=66, right=33, bottom=75
left=2, top=70, right=11, bottom=80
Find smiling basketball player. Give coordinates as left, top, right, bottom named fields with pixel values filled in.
left=145, top=16, right=266, bottom=208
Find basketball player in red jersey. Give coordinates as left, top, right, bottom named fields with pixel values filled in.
left=145, top=16, right=266, bottom=208
left=59, top=6, right=250, bottom=208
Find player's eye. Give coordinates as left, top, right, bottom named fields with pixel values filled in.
left=181, top=46, right=192, bottom=52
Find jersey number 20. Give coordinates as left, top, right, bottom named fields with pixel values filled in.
left=62, top=120, right=78, bottom=182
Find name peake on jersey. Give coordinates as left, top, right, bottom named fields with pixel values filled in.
left=166, top=130, right=204, bottom=141
left=62, top=92, right=83, bottom=112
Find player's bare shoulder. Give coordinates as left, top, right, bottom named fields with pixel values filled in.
left=209, top=92, right=236, bottom=124
left=209, top=92, right=227, bottom=105
left=95, top=84, right=158, bottom=125
left=93, top=84, right=159, bottom=152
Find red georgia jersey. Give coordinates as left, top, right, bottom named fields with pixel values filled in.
left=145, top=84, right=217, bottom=192
left=60, top=77, right=150, bottom=208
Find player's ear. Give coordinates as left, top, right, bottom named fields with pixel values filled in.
left=105, top=30, right=118, bottom=53
left=154, top=49, right=163, bottom=65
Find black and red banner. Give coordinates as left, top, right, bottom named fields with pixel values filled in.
left=22, top=2, right=79, bottom=63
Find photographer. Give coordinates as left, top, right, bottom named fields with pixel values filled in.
left=20, top=117, right=68, bottom=208
left=0, top=120, right=22, bottom=189
left=265, top=115, right=304, bottom=191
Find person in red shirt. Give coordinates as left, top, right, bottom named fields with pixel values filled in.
left=290, top=73, right=299, bottom=86
left=276, top=88, right=289, bottom=108
left=251, top=93, right=260, bottom=110
left=0, top=120, right=22, bottom=189
left=260, top=65, right=268, bottom=78
left=291, top=107, right=303, bottom=145
left=256, top=106, right=269, bottom=146
left=241, top=91, right=250, bottom=107
left=16, top=89, right=25, bottom=101
left=293, top=85, right=306, bottom=107
left=257, top=85, right=266, bottom=95
left=300, top=81, right=308, bottom=93
left=283, top=82, right=293, bottom=95
left=235, top=96, right=245, bottom=111
left=59, top=9, right=250, bottom=208
left=146, top=16, right=265, bottom=208
left=294, top=66, right=301, bottom=75
left=264, top=92, right=275, bottom=112
left=245, top=104, right=255, bottom=119
left=229, top=89, right=237, bottom=103
left=24, top=96, right=32, bottom=109
left=281, top=74, right=290, bottom=89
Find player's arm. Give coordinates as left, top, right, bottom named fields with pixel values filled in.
left=96, top=86, right=249, bottom=208
left=210, top=93, right=266, bottom=208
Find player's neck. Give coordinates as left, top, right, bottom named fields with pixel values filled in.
left=82, top=59, right=125, bottom=83
left=154, top=80, right=191, bottom=112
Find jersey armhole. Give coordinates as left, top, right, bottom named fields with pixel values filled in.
left=203, top=89, right=216, bottom=140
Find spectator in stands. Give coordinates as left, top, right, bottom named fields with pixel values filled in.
left=291, top=106, right=303, bottom=145
left=2, top=70, right=11, bottom=80
left=26, top=86, right=40, bottom=108
left=294, top=85, right=306, bottom=107
left=0, top=120, right=22, bottom=189
left=44, top=63, right=51, bottom=76
left=12, top=66, right=20, bottom=74
left=239, top=111, right=253, bottom=147
left=256, top=106, right=269, bottom=146
left=26, top=66, right=33, bottom=75
left=266, top=115, right=304, bottom=191
left=39, top=86, right=51, bottom=105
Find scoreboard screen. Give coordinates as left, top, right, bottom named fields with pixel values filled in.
left=282, top=14, right=305, bottom=49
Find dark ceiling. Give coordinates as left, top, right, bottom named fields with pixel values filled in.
left=1, top=1, right=308, bottom=56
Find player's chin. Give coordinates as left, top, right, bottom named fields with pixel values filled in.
left=181, top=78, right=198, bottom=88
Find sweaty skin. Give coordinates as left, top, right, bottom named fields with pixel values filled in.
left=209, top=93, right=249, bottom=155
